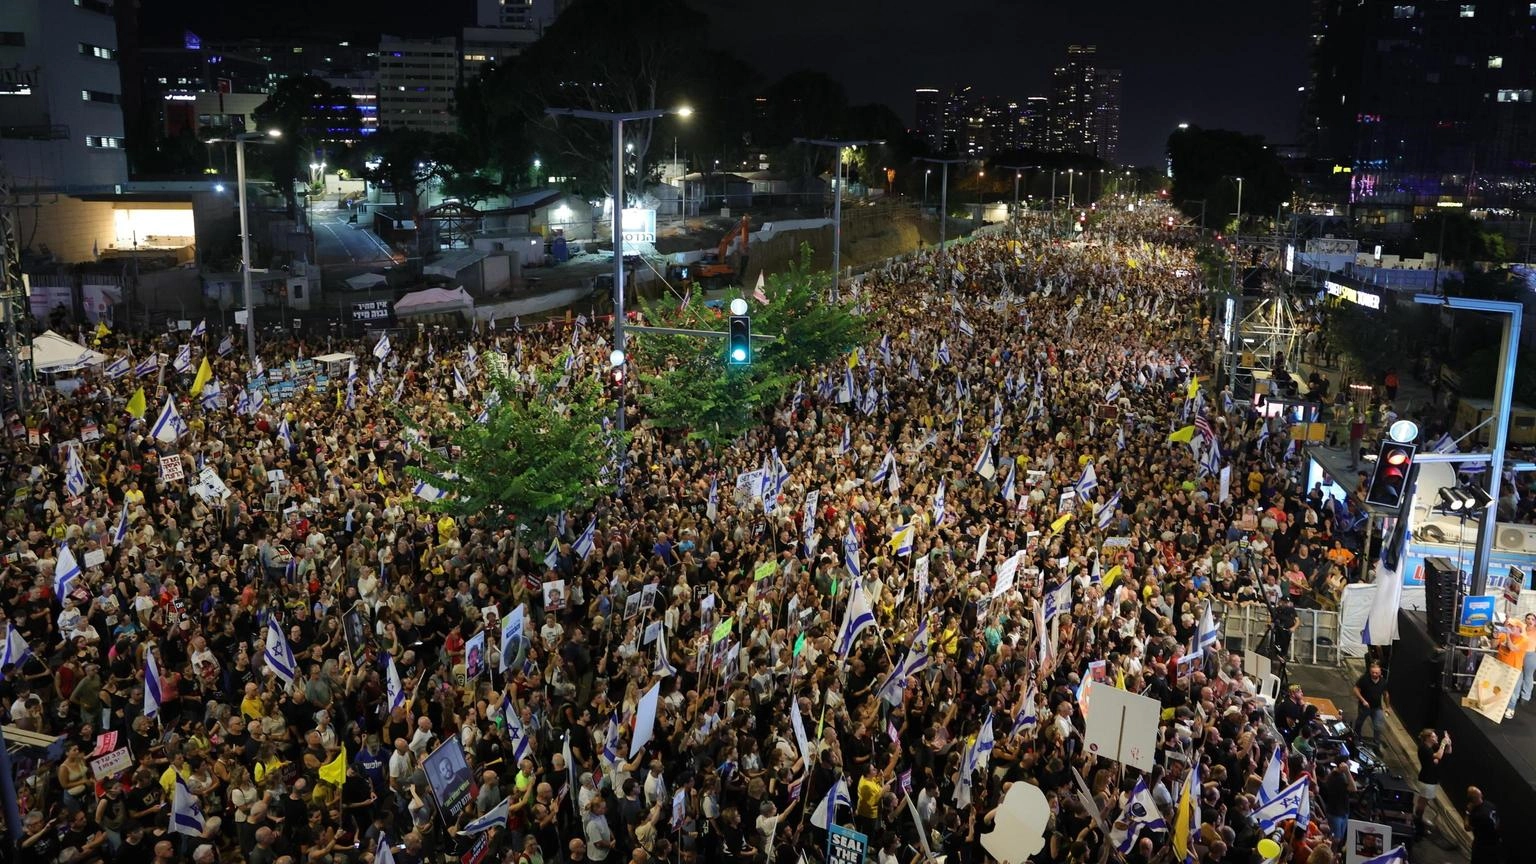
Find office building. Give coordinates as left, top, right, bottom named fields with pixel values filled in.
left=0, top=0, right=127, bottom=190
left=1093, top=68, right=1121, bottom=164
left=1048, top=44, right=1098, bottom=157
left=477, top=0, right=566, bottom=31
left=1304, top=0, right=1536, bottom=211
left=378, top=34, right=459, bottom=135
left=1017, top=96, right=1049, bottom=153
left=914, top=88, right=943, bottom=153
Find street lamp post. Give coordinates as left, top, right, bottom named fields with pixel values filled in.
left=923, top=169, right=931, bottom=208
left=547, top=106, right=691, bottom=432
left=976, top=169, right=985, bottom=222
left=1067, top=169, right=1075, bottom=209
left=209, top=129, right=282, bottom=367
left=795, top=138, right=883, bottom=300
left=1233, top=176, right=1244, bottom=234
left=918, top=157, right=964, bottom=285
left=998, top=165, right=1035, bottom=230
left=1432, top=200, right=1463, bottom=295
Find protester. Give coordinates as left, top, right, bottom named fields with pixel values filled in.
left=0, top=205, right=1374, bottom=863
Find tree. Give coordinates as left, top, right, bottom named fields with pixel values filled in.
left=1411, top=212, right=1509, bottom=266
left=252, top=75, right=362, bottom=212
left=1166, top=126, right=1290, bottom=232
left=635, top=244, right=866, bottom=444
left=402, top=367, right=623, bottom=528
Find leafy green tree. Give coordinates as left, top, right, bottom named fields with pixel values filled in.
left=252, top=75, right=362, bottom=212
left=1166, top=126, right=1290, bottom=233
left=402, top=368, right=623, bottom=527
left=635, top=245, right=865, bottom=444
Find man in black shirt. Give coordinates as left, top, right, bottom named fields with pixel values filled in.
left=1464, top=786, right=1500, bottom=864
left=1352, top=661, right=1391, bottom=742
left=1415, top=729, right=1450, bottom=836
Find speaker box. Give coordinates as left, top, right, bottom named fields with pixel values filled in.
left=1423, top=556, right=1459, bottom=646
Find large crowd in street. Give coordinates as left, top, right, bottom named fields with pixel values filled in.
left=0, top=205, right=1425, bottom=864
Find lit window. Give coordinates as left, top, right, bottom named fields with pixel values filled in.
left=1392, top=5, right=1415, bottom=17
left=85, top=135, right=122, bottom=149
left=1489, top=56, right=1503, bottom=68
left=1460, top=4, right=1475, bottom=16
left=78, top=42, right=116, bottom=60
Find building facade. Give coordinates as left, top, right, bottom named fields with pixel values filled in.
left=378, top=35, right=459, bottom=135
left=1093, top=68, right=1121, bottom=164
left=914, top=88, right=943, bottom=153
left=0, top=0, right=128, bottom=190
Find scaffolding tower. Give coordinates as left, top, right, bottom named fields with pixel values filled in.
left=0, top=162, right=32, bottom=411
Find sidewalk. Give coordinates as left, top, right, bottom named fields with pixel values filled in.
left=1291, top=660, right=1470, bottom=862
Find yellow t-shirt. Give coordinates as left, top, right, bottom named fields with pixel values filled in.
left=159, top=762, right=190, bottom=796
left=241, top=695, right=266, bottom=720
left=856, top=775, right=882, bottom=818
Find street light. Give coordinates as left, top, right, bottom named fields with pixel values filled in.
left=918, top=157, right=964, bottom=284
left=997, top=165, right=1037, bottom=228
left=795, top=137, right=884, bottom=300
left=1232, top=176, right=1244, bottom=233
left=206, top=128, right=281, bottom=366
left=546, top=106, right=693, bottom=433
left=1432, top=200, right=1464, bottom=295
left=924, top=169, right=931, bottom=208
left=1067, top=169, right=1075, bottom=209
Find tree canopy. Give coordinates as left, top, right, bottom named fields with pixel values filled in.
left=252, top=75, right=362, bottom=211
left=1166, top=126, right=1290, bottom=232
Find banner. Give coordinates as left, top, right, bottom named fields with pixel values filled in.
left=423, top=737, right=474, bottom=816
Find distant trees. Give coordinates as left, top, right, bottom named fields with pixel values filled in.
left=1166, top=126, right=1290, bottom=233
left=253, top=75, right=362, bottom=211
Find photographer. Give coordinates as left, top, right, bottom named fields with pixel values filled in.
left=1414, top=728, right=1450, bottom=838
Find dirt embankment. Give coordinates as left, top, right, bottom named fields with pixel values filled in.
left=740, top=207, right=941, bottom=285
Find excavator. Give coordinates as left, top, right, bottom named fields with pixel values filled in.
left=668, top=214, right=750, bottom=291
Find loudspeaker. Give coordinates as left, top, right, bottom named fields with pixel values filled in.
left=1423, top=556, right=1459, bottom=646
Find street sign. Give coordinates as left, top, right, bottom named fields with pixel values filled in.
left=621, top=208, right=656, bottom=254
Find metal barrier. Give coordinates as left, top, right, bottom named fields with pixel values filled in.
left=1213, top=600, right=1343, bottom=667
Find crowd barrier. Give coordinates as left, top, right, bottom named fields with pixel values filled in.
left=1213, top=599, right=1343, bottom=667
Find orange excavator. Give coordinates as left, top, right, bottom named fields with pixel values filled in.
left=668, top=214, right=750, bottom=290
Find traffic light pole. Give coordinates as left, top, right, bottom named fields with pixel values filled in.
left=626, top=325, right=777, bottom=342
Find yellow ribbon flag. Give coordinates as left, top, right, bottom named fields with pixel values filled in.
left=376, top=467, right=388, bottom=487
left=190, top=357, right=213, bottom=396
left=318, top=744, right=346, bottom=787
left=1185, top=378, right=1200, bottom=400
left=847, top=349, right=860, bottom=369
left=1168, top=425, right=1196, bottom=444
left=1126, top=257, right=1139, bottom=270
left=1050, top=512, right=1073, bottom=534
left=336, top=388, right=344, bottom=410
left=95, top=321, right=111, bottom=338
left=1115, top=667, right=1127, bottom=690
left=1172, top=764, right=1197, bottom=863
left=125, top=388, right=147, bottom=419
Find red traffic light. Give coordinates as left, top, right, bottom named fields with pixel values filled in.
left=1366, top=441, right=1417, bottom=510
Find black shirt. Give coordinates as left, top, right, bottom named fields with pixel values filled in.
left=1467, top=799, right=1500, bottom=850
left=1355, top=673, right=1388, bottom=710
left=1417, top=741, right=1442, bottom=785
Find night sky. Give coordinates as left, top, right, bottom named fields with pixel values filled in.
left=143, top=0, right=1313, bottom=166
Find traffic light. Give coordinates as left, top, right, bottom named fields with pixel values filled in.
left=727, top=315, right=751, bottom=366
left=1365, top=441, right=1416, bottom=510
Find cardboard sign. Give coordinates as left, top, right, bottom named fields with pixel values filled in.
left=1465, top=655, right=1522, bottom=723
left=1081, top=684, right=1160, bottom=772
left=90, top=747, right=133, bottom=780
left=543, top=579, right=567, bottom=612
left=159, top=454, right=185, bottom=482
left=83, top=549, right=106, bottom=569
left=827, top=824, right=869, bottom=864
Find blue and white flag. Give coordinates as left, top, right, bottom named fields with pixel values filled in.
left=453, top=367, right=469, bottom=398
left=1001, top=461, right=1017, bottom=503
left=1011, top=685, right=1039, bottom=736
left=973, top=711, right=996, bottom=772
left=133, top=355, right=158, bottom=378
left=654, top=624, right=678, bottom=678
left=374, top=836, right=398, bottom=864
left=877, top=618, right=930, bottom=706
left=64, top=445, right=87, bottom=497
left=908, top=354, right=923, bottom=381
left=937, top=340, right=951, bottom=366
left=386, top=654, right=406, bottom=713
left=1195, top=602, right=1220, bottom=652
left=373, top=333, right=392, bottom=360
left=843, top=524, right=862, bottom=579
left=54, top=542, right=82, bottom=597
left=839, top=425, right=852, bottom=456
left=503, top=698, right=533, bottom=763
left=834, top=580, right=876, bottom=658
left=880, top=334, right=892, bottom=365
left=191, top=319, right=207, bottom=339
left=199, top=380, right=222, bottom=410
left=1095, top=490, right=1121, bottom=530
left=1260, top=744, right=1286, bottom=803
left=276, top=419, right=293, bottom=452
left=957, top=318, right=975, bottom=338
left=809, top=777, right=851, bottom=830
left=172, top=343, right=192, bottom=373
left=1115, top=776, right=1169, bottom=853
left=1043, top=580, right=1072, bottom=623
left=217, top=335, right=233, bottom=357
left=112, top=500, right=130, bottom=545
left=150, top=396, right=186, bottom=443
left=574, top=518, right=597, bottom=559
left=264, top=615, right=297, bottom=684
left=1357, top=848, right=1408, bottom=864
left=143, top=649, right=163, bottom=718
left=1075, top=462, right=1099, bottom=500
left=1363, top=514, right=1410, bottom=646
left=872, top=451, right=895, bottom=486
left=973, top=443, right=992, bottom=477
left=461, top=796, right=510, bottom=835
left=1104, top=381, right=1123, bottom=404
left=104, top=356, right=130, bottom=379
left=413, top=480, right=447, bottom=502
left=1253, top=777, right=1309, bottom=833
left=169, top=775, right=205, bottom=836
left=706, top=477, right=719, bottom=521
left=0, top=623, right=32, bottom=676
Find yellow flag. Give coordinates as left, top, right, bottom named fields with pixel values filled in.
left=125, top=388, right=147, bottom=419
left=1115, top=667, right=1126, bottom=690
left=1168, top=425, right=1196, bottom=444
left=95, top=321, right=111, bottom=338
left=336, top=388, right=344, bottom=410
left=190, top=357, right=213, bottom=396
left=318, top=744, right=346, bottom=787
left=1050, top=512, right=1073, bottom=534
left=1173, top=764, right=1197, bottom=862
left=376, top=468, right=387, bottom=487
left=1126, top=257, right=1139, bottom=270
left=1102, top=564, right=1124, bottom=589
left=1186, top=378, right=1200, bottom=400
left=847, top=349, right=860, bottom=369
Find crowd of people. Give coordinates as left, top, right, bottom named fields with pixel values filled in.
left=0, top=205, right=1422, bottom=864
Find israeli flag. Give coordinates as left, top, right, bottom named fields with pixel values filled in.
left=199, top=380, right=222, bottom=410
left=1001, top=461, right=1017, bottom=503
left=172, top=343, right=192, bottom=373
left=908, top=354, right=923, bottom=381
left=64, top=445, right=87, bottom=497
left=1011, top=685, right=1039, bottom=735
left=1115, top=776, right=1169, bottom=853
left=872, top=451, right=895, bottom=486
left=1253, top=777, right=1309, bottom=832
left=1095, top=490, right=1121, bottom=530
left=1260, top=744, right=1286, bottom=803
left=973, top=443, right=992, bottom=477
left=1, top=623, right=33, bottom=675
left=973, top=711, right=996, bottom=771
left=143, top=649, right=163, bottom=718
left=1357, top=848, right=1409, bottom=864
left=1043, top=580, right=1072, bottom=623
left=373, top=334, right=392, bottom=360
left=654, top=625, right=678, bottom=678
left=574, top=518, right=597, bottom=560
left=1195, top=602, right=1220, bottom=652
left=234, top=388, right=251, bottom=417
left=957, top=318, right=975, bottom=338
left=374, top=836, right=398, bottom=864
left=706, top=477, right=719, bottom=521
left=877, top=618, right=930, bottom=706
left=217, top=335, right=233, bottom=357
left=104, top=356, right=130, bottom=379
left=133, top=355, right=158, bottom=378
left=264, top=615, right=297, bottom=684
left=169, top=775, right=205, bottom=836
left=932, top=480, right=946, bottom=526
left=879, top=333, right=891, bottom=365
left=462, top=796, right=510, bottom=835
left=413, top=480, right=447, bottom=502
left=835, top=580, right=876, bottom=658
left=1075, top=462, right=1099, bottom=500
left=1104, top=381, right=1123, bottom=404
left=150, top=396, right=186, bottom=443
left=937, top=340, right=951, bottom=365
left=54, top=542, right=82, bottom=597
left=276, top=419, right=293, bottom=451
left=839, top=425, right=852, bottom=456
left=809, top=777, right=851, bottom=830
left=386, top=654, right=406, bottom=713
left=843, top=524, right=862, bottom=579
left=112, top=500, right=131, bottom=545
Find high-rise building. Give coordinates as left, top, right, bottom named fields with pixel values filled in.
left=476, top=0, right=566, bottom=31
left=1304, top=0, right=1536, bottom=210
left=914, top=88, right=943, bottom=153
left=1093, top=68, right=1121, bottom=164
left=1018, top=96, right=1049, bottom=152
left=1048, top=45, right=1098, bottom=157
left=464, top=0, right=567, bottom=83
left=378, top=34, right=459, bottom=135
left=942, top=87, right=972, bottom=155
left=0, top=0, right=128, bottom=190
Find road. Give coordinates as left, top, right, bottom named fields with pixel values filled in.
left=311, top=206, right=400, bottom=291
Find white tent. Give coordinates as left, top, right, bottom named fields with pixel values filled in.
left=30, top=330, right=108, bottom=374
left=394, top=286, right=473, bottom=318
left=345, top=273, right=388, bottom=290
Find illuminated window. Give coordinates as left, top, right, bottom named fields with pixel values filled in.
left=1392, top=5, right=1415, bottom=17
left=1459, top=4, right=1475, bottom=17
left=78, top=42, right=116, bottom=60
left=81, top=89, right=120, bottom=104
left=1489, top=56, right=1503, bottom=69
left=85, top=135, right=122, bottom=149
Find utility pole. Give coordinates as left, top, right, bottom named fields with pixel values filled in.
left=795, top=138, right=883, bottom=301
left=998, top=165, right=1035, bottom=233
left=918, top=157, right=964, bottom=287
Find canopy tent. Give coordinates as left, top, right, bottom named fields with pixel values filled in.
left=345, top=273, right=388, bottom=290
left=393, top=286, right=473, bottom=318
left=30, top=330, right=108, bottom=373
